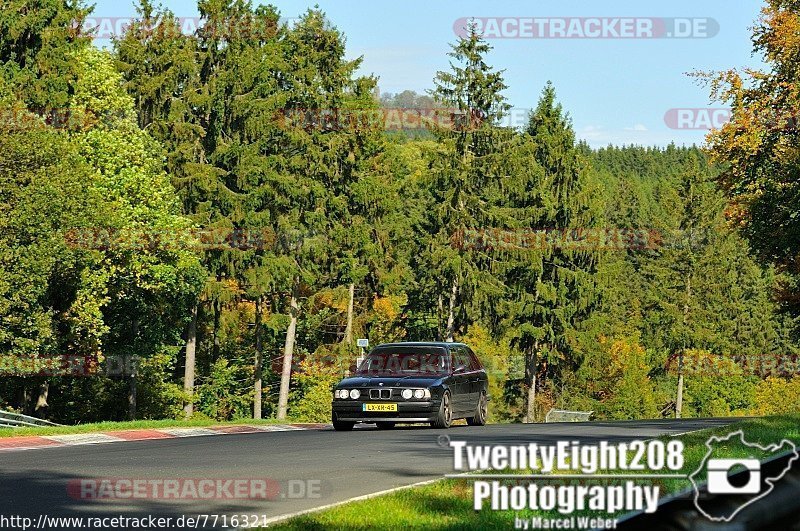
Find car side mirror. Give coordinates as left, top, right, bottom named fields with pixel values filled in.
left=453, top=364, right=467, bottom=374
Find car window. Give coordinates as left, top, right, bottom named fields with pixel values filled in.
left=467, top=349, right=482, bottom=371
left=451, top=347, right=471, bottom=372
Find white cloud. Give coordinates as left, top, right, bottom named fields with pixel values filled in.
left=581, top=125, right=605, bottom=139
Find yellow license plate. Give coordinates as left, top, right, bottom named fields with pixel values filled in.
left=363, top=403, right=398, bottom=412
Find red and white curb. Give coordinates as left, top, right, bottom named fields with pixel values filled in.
left=0, top=423, right=331, bottom=453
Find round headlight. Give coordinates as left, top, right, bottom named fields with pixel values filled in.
left=401, top=389, right=413, bottom=399
left=413, top=389, right=425, bottom=399
left=349, top=389, right=361, bottom=400
left=337, top=389, right=347, bottom=399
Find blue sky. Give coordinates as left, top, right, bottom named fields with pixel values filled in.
left=91, top=0, right=766, bottom=147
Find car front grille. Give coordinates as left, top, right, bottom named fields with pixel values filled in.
left=369, top=389, right=392, bottom=400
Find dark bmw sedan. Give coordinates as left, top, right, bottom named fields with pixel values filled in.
left=331, top=342, right=489, bottom=430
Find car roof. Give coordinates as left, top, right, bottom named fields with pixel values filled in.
left=373, top=342, right=465, bottom=350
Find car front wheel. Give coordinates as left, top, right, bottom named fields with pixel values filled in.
left=431, top=391, right=453, bottom=429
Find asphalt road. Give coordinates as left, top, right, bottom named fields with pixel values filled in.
left=0, top=418, right=736, bottom=529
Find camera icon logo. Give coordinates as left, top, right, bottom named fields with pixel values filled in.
left=706, top=458, right=761, bottom=495
left=690, top=430, right=798, bottom=522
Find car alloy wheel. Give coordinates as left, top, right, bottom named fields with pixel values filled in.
left=468, top=392, right=487, bottom=426
left=432, top=391, right=452, bottom=429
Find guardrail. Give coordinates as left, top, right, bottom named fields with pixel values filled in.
left=545, top=409, right=593, bottom=422
left=0, top=410, right=62, bottom=428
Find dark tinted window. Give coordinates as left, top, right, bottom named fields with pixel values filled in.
left=357, top=346, right=448, bottom=376
left=467, top=349, right=482, bottom=371
left=450, top=350, right=459, bottom=372
left=451, top=346, right=471, bottom=372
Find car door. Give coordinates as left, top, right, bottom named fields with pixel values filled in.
left=466, top=348, right=488, bottom=408
left=457, top=347, right=478, bottom=410
left=448, top=347, right=470, bottom=414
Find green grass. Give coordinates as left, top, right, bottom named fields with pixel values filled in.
left=271, top=480, right=512, bottom=531
left=268, top=415, right=800, bottom=530
left=0, top=417, right=305, bottom=438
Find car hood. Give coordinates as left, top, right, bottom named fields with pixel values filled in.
left=337, top=376, right=444, bottom=388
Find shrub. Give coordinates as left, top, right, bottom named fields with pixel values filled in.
left=195, top=358, right=251, bottom=420
left=602, top=339, right=659, bottom=420
left=135, top=349, right=188, bottom=420
left=288, top=358, right=342, bottom=423
left=680, top=350, right=756, bottom=417
left=753, top=376, right=800, bottom=415
left=460, top=325, right=522, bottom=423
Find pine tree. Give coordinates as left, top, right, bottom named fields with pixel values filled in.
left=0, top=0, right=92, bottom=110
left=272, top=9, right=389, bottom=419
left=499, top=83, right=601, bottom=423
left=422, top=23, right=512, bottom=342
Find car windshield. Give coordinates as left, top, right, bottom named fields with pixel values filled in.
left=356, top=347, right=448, bottom=376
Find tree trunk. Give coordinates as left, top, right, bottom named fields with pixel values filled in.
left=437, top=293, right=444, bottom=341
left=254, top=296, right=263, bottom=420
left=445, top=278, right=458, bottom=342
left=344, top=283, right=355, bottom=345
left=277, top=287, right=299, bottom=420
left=212, top=299, right=221, bottom=362
left=129, top=319, right=139, bottom=420
left=524, top=344, right=538, bottom=424
left=525, top=375, right=536, bottom=424
left=183, top=302, right=198, bottom=419
left=20, top=386, right=31, bottom=416
left=128, top=372, right=137, bottom=420
left=34, top=381, right=49, bottom=419
left=676, top=274, right=691, bottom=419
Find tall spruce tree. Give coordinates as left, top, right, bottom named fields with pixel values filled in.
left=0, top=0, right=92, bottom=110
left=424, top=23, right=511, bottom=342
left=273, top=9, right=388, bottom=419
left=500, top=83, right=601, bottom=422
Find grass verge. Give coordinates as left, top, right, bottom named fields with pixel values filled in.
left=268, top=415, right=800, bottom=530
left=0, top=417, right=305, bottom=438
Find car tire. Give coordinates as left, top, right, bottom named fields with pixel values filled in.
left=467, top=392, right=488, bottom=426
left=332, top=419, right=355, bottom=431
left=430, top=391, right=453, bottom=429
left=375, top=422, right=395, bottom=430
